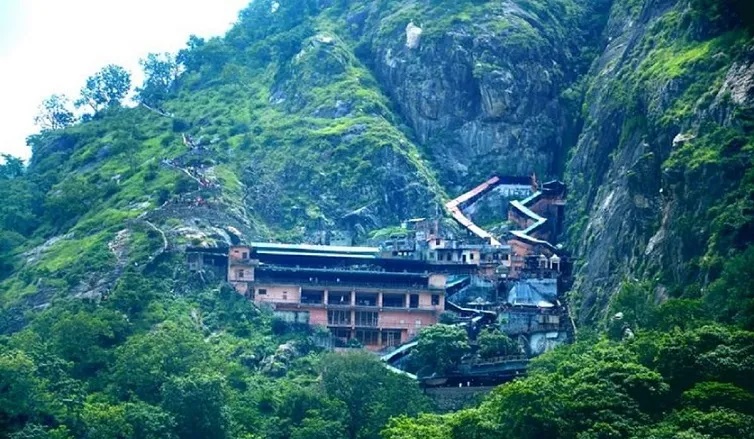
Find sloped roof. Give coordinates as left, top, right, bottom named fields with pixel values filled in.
left=251, top=242, right=379, bottom=256
left=507, top=278, right=558, bottom=307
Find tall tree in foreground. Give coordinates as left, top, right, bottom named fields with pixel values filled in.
left=33, top=94, right=75, bottom=131
left=75, top=64, right=131, bottom=113
left=136, top=52, right=181, bottom=107
left=320, top=352, right=430, bottom=439
left=413, top=324, right=470, bottom=374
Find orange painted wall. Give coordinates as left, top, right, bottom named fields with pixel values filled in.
left=309, top=308, right=328, bottom=326
left=379, top=310, right=438, bottom=339
left=229, top=245, right=251, bottom=260
left=418, top=292, right=443, bottom=309
left=228, top=266, right=255, bottom=282
left=254, top=284, right=302, bottom=305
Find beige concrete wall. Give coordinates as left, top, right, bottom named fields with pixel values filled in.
left=309, top=308, right=328, bottom=326
left=229, top=245, right=251, bottom=261
left=228, top=266, right=255, bottom=282
left=429, top=273, right=447, bottom=289
left=418, top=292, right=443, bottom=309
left=379, top=309, right=439, bottom=339
left=462, top=249, right=481, bottom=265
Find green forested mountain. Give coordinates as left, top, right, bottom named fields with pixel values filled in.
left=1, top=0, right=753, bottom=438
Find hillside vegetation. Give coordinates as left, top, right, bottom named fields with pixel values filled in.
left=1, top=0, right=754, bottom=438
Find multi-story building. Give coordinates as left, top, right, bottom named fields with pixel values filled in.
left=227, top=242, right=456, bottom=349
left=507, top=180, right=567, bottom=278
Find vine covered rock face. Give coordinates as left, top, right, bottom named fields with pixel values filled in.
left=1, top=0, right=753, bottom=438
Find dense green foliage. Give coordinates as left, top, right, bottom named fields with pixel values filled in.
left=0, top=284, right=430, bottom=438
left=76, top=65, right=132, bottom=114
left=385, top=325, right=754, bottom=439
left=477, top=328, right=520, bottom=359
left=1, top=0, right=753, bottom=437
left=413, top=324, right=470, bottom=375
left=565, top=0, right=754, bottom=328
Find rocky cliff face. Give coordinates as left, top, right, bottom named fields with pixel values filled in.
left=564, top=0, right=754, bottom=324
left=353, top=0, right=752, bottom=326
left=3, top=0, right=751, bottom=330
left=359, top=0, right=606, bottom=187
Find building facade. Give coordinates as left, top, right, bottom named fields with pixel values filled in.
left=227, top=244, right=447, bottom=350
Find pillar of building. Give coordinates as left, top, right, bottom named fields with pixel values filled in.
left=350, top=290, right=356, bottom=306
left=405, top=293, right=410, bottom=308
left=377, top=292, right=383, bottom=308
left=323, top=289, right=329, bottom=305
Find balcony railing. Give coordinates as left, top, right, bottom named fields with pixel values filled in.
left=254, top=277, right=428, bottom=291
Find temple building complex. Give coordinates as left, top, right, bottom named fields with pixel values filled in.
left=187, top=175, right=572, bottom=354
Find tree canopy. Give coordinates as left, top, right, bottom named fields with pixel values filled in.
left=384, top=325, right=754, bottom=439
left=75, top=64, right=132, bottom=112
left=136, top=53, right=181, bottom=107
left=413, top=324, right=470, bottom=375
left=33, top=95, right=75, bottom=131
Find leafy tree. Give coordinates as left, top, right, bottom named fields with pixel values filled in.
left=681, top=382, right=754, bottom=414
left=706, top=246, right=754, bottom=329
left=0, top=178, right=42, bottom=235
left=43, top=309, right=130, bottom=378
left=607, top=280, right=655, bottom=338
left=136, top=53, right=181, bottom=107
left=651, top=299, right=708, bottom=331
left=477, top=328, right=520, bottom=359
left=414, top=324, right=470, bottom=374
left=110, top=322, right=208, bottom=402
left=108, top=268, right=157, bottom=316
left=34, top=95, right=75, bottom=131
left=288, top=416, right=344, bottom=439
left=320, top=352, right=430, bottom=439
left=81, top=402, right=132, bottom=439
left=0, top=350, right=48, bottom=434
left=123, top=401, right=177, bottom=439
left=387, top=326, right=754, bottom=439
left=652, top=325, right=754, bottom=394
left=0, top=230, right=24, bottom=276
left=643, top=408, right=754, bottom=439
left=8, top=424, right=73, bottom=439
left=0, top=154, right=25, bottom=179
left=75, top=65, right=131, bottom=112
left=176, top=35, right=206, bottom=71
left=162, top=374, right=230, bottom=439
left=382, top=414, right=451, bottom=439
left=263, top=381, right=345, bottom=439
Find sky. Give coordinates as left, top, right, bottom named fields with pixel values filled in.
left=0, top=0, right=250, bottom=161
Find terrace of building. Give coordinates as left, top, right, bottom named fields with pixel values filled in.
left=253, top=265, right=441, bottom=292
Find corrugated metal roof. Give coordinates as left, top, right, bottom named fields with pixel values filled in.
left=255, top=250, right=376, bottom=259
left=257, top=265, right=427, bottom=278
left=507, top=279, right=558, bottom=307
left=251, top=242, right=379, bottom=254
